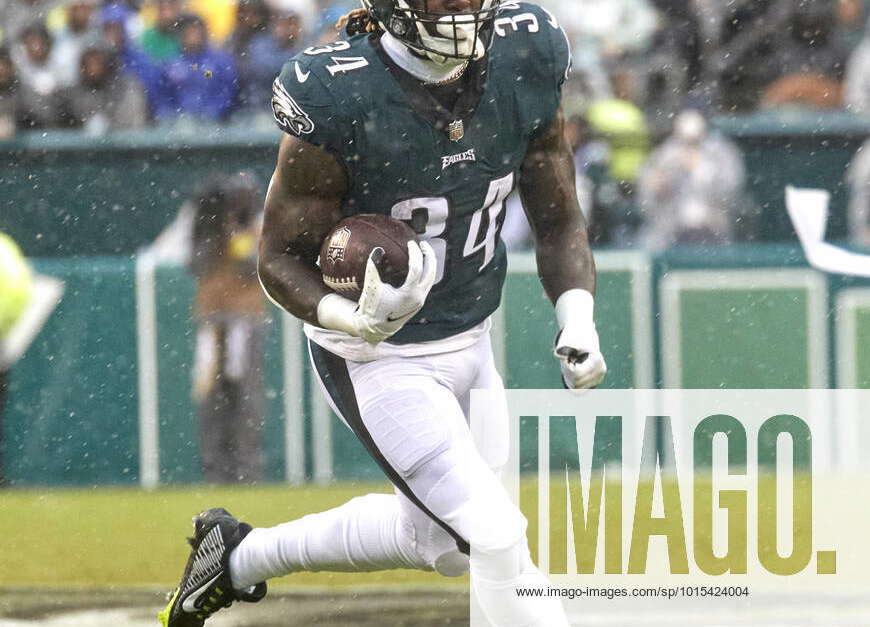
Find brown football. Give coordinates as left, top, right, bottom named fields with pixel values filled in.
left=320, top=214, right=418, bottom=300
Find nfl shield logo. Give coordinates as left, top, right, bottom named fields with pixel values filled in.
left=327, top=226, right=351, bottom=262
left=448, top=120, right=465, bottom=142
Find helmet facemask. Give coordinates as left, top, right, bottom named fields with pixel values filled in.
left=364, top=0, right=500, bottom=65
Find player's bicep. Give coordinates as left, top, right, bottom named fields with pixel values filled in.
left=519, top=109, right=595, bottom=299
left=261, top=133, right=347, bottom=263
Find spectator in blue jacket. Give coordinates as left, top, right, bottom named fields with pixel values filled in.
left=157, top=14, right=237, bottom=122
left=101, top=3, right=165, bottom=119
left=234, top=1, right=304, bottom=115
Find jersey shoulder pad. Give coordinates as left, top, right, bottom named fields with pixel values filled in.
left=494, top=2, right=572, bottom=88
left=272, top=58, right=333, bottom=141
left=272, top=37, right=373, bottom=147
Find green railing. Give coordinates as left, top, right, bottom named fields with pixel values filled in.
left=3, top=111, right=870, bottom=257
left=0, top=126, right=281, bottom=257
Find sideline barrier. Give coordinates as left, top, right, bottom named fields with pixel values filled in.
left=4, top=247, right=870, bottom=486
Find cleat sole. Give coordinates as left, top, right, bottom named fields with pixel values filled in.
left=157, top=588, right=179, bottom=626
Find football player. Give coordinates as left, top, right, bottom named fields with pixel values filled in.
left=160, top=0, right=606, bottom=625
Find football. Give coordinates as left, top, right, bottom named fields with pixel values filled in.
left=320, top=214, right=418, bottom=300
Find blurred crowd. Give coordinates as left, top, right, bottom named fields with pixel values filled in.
left=0, top=0, right=340, bottom=134
left=3, top=0, right=870, bottom=247
left=514, top=0, right=870, bottom=248
left=3, top=0, right=870, bottom=133
left=552, top=0, right=870, bottom=126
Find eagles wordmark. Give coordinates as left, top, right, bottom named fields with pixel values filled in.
left=442, top=148, right=477, bottom=170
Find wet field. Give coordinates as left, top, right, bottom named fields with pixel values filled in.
left=1, top=587, right=868, bottom=626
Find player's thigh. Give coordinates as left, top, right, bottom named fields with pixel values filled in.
left=310, top=341, right=525, bottom=564
left=347, top=357, right=473, bottom=479
left=458, top=333, right=510, bottom=474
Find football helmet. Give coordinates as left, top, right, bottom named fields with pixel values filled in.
left=362, top=0, right=501, bottom=63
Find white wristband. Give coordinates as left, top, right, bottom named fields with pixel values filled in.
left=555, top=289, right=595, bottom=330
left=316, top=293, right=360, bottom=336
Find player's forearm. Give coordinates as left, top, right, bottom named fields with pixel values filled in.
left=257, top=250, right=329, bottom=326
left=259, top=151, right=347, bottom=326
left=533, top=211, right=596, bottom=302
left=521, top=151, right=596, bottom=300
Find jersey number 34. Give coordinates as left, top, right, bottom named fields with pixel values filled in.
left=390, top=173, right=514, bottom=285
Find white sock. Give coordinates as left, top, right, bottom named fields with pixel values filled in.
left=229, top=494, right=427, bottom=589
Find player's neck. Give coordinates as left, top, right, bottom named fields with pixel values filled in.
left=381, top=32, right=469, bottom=86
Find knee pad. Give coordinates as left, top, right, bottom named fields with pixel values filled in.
left=433, top=549, right=470, bottom=577
left=398, top=511, right=469, bottom=577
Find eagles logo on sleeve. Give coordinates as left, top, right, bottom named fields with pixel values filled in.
left=271, top=78, right=315, bottom=136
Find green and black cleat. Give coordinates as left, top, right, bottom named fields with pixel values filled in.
left=159, top=508, right=266, bottom=626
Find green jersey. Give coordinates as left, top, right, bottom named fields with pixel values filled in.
left=272, top=2, right=571, bottom=344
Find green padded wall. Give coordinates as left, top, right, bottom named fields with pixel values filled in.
left=7, top=247, right=870, bottom=486
left=859, top=309, right=870, bottom=389
left=659, top=269, right=827, bottom=389
left=5, top=258, right=139, bottom=485
left=836, top=289, right=870, bottom=389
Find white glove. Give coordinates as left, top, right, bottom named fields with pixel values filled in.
left=554, top=289, right=607, bottom=390
left=317, top=240, right=437, bottom=344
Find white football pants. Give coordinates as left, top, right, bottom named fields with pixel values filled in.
left=229, top=332, right=569, bottom=627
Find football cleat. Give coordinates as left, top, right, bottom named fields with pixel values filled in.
left=158, top=508, right=266, bottom=627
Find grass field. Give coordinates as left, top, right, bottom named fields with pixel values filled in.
left=0, top=482, right=469, bottom=625
left=3, top=479, right=868, bottom=626
left=0, top=482, right=452, bottom=589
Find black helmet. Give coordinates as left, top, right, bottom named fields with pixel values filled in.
left=361, top=0, right=501, bottom=63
